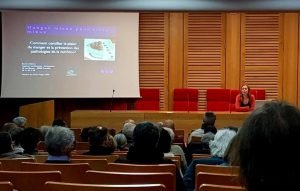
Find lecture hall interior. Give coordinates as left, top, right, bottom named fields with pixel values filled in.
left=1, top=0, right=300, bottom=138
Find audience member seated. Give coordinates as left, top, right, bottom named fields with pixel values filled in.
left=108, top=128, right=116, bottom=137
left=115, top=121, right=186, bottom=191
left=235, top=84, right=255, bottom=112
left=183, top=128, right=237, bottom=191
left=187, top=111, right=217, bottom=143
left=163, top=119, right=184, bottom=144
left=121, top=122, right=136, bottom=146
left=157, top=127, right=172, bottom=156
left=45, top=126, right=75, bottom=163
left=1, top=122, right=18, bottom=132
left=12, top=116, right=27, bottom=128
left=83, top=126, right=116, bottom=155
left=0, top=132, right=32, bottom=159
left=52, top=118, right=68, bottom=127
left=39, top=125, right=52, bottom=141
left=221, top=132, right=241, bottom=166
left=237, top=101, right=300, bottom=191
left=114, top=133, right=129, bottom=151
left=80, top=127, right=92, bottom=142
left=7, top=125, right=24, bottom=154
left=164, top=127, right=188, bottom=174
left=186, top=112, right=217, bottom=164
left=20, top=127, right=42, bottom=155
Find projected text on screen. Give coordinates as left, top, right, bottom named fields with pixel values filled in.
left=1, top=11, right=140, bottom=98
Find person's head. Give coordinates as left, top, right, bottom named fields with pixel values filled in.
left=87, top=126, right=116, bottom=152
left=7, top=126, right=24, bottom=147
left=203, top=112, right=216, bottom=125
left=163, top=127, right=175, bottom=144
left=133, top=122, right=160, bottom=150
left=45, top=126, right=75, bottom=156
left=1, top=122, right=18, bottom=132
left=0, top=132, right=13, bottom=154
left=52, top=119, right=67, bottom=127
left=80, top=127, right=92, bottom=142
left=123, top=119, right=135, bottom=125
left=209, top=128, right=236, bottom=158
left=202, top=112, right=217, bottom=134
left=39, top=125, right=52, bottom=141
left=237, top=101, right=300, bottom=191
left=108, top=128, right=116, bottom=137
left=156, top=121, right=164, bottom=128
left=12, top=116, right=27, bottom=128
left=163, top=119, right=175, bottom=132
left=114, top=133, right=128, bottom=150
left=157, top=127, right=172, bottom=153
left=87, top=126, right=109, bottom=146
left=20, top=127, right=42, bottom=153
left=240, top=84, right=250, bottom=98
left=122, top=122, right=136, bottom=141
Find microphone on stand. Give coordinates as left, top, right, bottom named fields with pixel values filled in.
left=109, top=89, right=115, bottom=112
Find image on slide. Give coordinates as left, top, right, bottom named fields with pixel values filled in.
left=84, top=38, right=116, bottom=61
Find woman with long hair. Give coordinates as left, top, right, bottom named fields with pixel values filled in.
left=235, top=84, right=255, bottom=112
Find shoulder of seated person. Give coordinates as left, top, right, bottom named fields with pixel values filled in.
left=191, top=129, right=204, bottom=135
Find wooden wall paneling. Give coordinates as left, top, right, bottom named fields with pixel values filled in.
left=139, top=12, right=169, bottom=110
left=169, top=12, right=184, bottom=110
left=19, top=100, right=54, bottom=128
left=298, top=13, right=300, bottom=107
left=283, top=13, right=298, bottom=105
left=184, top=13, right=226, bottom=110
left=71, top=110, right=249, bottom=141
left=71, top=110, right=145, bottom=130
left=225, top=13, right=241, bottom=89
left=241, top=13, right=283, bottom=100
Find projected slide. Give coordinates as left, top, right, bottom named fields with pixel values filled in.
left=1, top=11, right=140, bottom=98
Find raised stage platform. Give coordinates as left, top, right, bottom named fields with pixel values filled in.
left=71, top=110, right=250, bottom=141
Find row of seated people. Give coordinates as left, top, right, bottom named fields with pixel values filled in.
left=0, top=119, right=240, bottom=191
left=100, top=85, right=266, bottom=111
left=0, top=122, right=185, bottom=191
left=1, top=101, right=298, bottom=191
left=0, top=113, right=236, bottom=174
left=0, top=117, right=187, bottom=170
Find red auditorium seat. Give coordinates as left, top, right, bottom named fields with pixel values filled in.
left=229, top=89, right=240, bottom=112
left=251, top=89, right=266, bottom=100
left=135, top=88, right=160, bottom=110
left=206, top=89, right=230, bottom=111
left=173, top=88, right=198, bottom=111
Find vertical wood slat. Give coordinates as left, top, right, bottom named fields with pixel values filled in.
left=283, top=13, right=298, bottom=104
left=139, top=12, right=169, bottom=110
left=241, top=13, right=283, bottom=100
left=184, top=13, right=226, bottom=110
left=225, top=13, right=241, bottom=90
left=168, top=13, right=184, bottom=110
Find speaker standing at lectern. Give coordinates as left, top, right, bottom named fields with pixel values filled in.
left=235, top=84, right=256, bottom=112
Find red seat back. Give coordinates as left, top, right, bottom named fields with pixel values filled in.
left=251, top=89, right=266, bottom=100
left=173, top=88, right=198, bottom=111
left=135, top=88, right=160, bottom=110
left=229, top=90, right=240, bottom=112
left=206, top=89, right=230, bottom=111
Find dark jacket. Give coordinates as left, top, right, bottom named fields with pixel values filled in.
left=115, top=146, right=186, bottom=191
